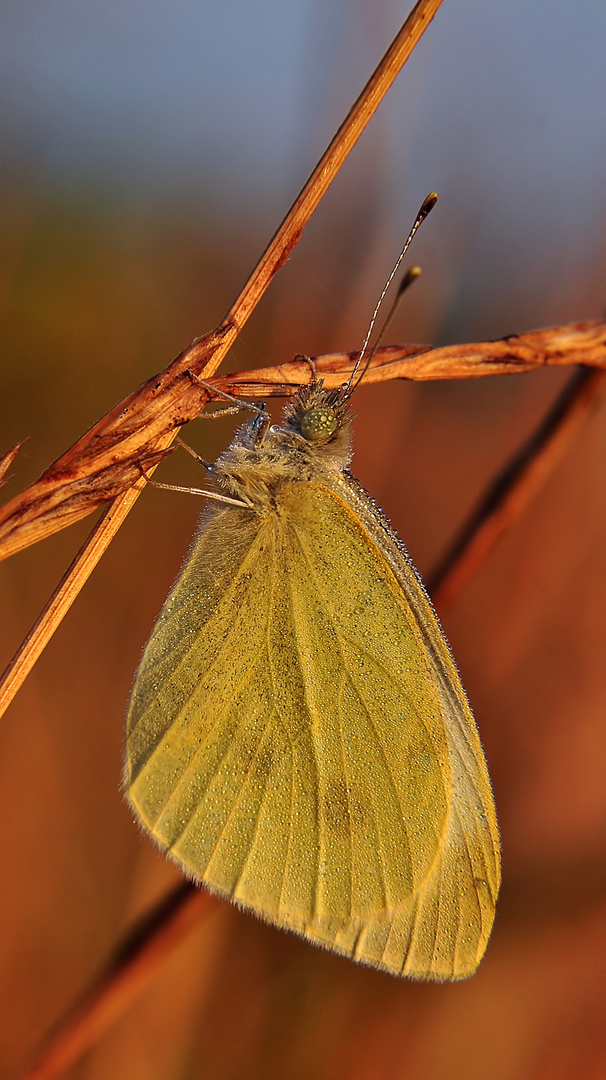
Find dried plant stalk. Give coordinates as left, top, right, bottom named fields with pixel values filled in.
left=0, top=442, right=25, bottom=486
left=429, top=366, right=606, bottom=608
left=0, top=321, right=604, bottom=567
left=21, top=887, right=216, bottom=1080
left=0, top=482, right=147, bottom=721
left=216, top=319, right=606, bottom=395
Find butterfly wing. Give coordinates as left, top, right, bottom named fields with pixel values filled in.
left=126, top=476, right=500, bottom=980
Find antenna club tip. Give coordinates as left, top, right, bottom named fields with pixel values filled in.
left=395, top=263, right=422, bottom=300
left=420, top=192, right=439, bottom=216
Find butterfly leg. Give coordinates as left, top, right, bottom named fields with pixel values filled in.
left=173, top=436, right=213, bottom=473
left=293, top=353, right=318, bottom=385
left=136, top=463, right=251, bottom=508
left=195, top=403, right=243, bottom=422
left=190, top=374, right=267, bottom=417
left=189, top=374, right=273, bottom=443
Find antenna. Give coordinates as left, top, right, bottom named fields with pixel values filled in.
left=344, top=191, right=438, bottom=397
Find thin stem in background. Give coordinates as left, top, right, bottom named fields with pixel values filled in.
left=0, top=480, right=146, bottom=722
left=0, top=442, right=25, bottom=486
left=21, top=886, right=214, bottom=1080
left=428, top=366, right=606, bottom=608
left=19, top=362, right=606, bottom=1080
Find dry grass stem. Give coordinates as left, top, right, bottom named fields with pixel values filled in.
left=0, top=480, right=147, bottom=723
left=428, top=366, right=606, bottom=609
left=21, top=886, right=216, bottom=1080
left=0, top=442, right=26, bottom=486
left=18, top=358, right=606, bottom=1077
left=1, top=320, right=604, bottom=568
left=217, top=319, right=606, bottom=396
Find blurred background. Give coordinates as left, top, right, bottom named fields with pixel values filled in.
left=1, top=1, right=606, bottom=1077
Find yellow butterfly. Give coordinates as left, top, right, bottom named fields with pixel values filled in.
left=125, top=376, right=500, bottom=981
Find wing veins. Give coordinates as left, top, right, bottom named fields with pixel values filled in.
left=408, top=614, right=479, bottom=764
left=427, top=857, right=445, bottom=976
left=336, top=669, right=354, bottom=917
left=143, top=656, right=263, bottom=825
left=450, top=800, right=487, bottom=913
left=277, top=739, right=296, bottom=918
left=129, top=600, right=269, bottom=781
left=128, top=526, right=266, bottom=742
left=338, top=474, right=482, bottom=768
left=291, top=521, right=467, bottom=915
left=231, top=720, right=289, bottom=900
left=265, top=526, right=299, bottom=918
left=184, top=706, right=277, bottom=874
left=161, top=684, right=267, bottom=852
left=289, top=522, right=412, bottom=866
left=284, top=554, right=324, bottom=921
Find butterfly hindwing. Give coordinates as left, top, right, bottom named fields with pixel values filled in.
left=126, top=475, right=499, bottom=979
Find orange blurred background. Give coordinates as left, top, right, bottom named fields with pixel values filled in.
left=1, top=2, right=606, bottom=1078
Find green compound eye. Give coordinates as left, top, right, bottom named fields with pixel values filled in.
left=299, top=406, right=338, bottom=442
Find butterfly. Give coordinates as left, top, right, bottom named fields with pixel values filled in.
left=124, top=371, right=500, bottom=981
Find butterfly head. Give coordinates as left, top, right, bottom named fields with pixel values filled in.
left=299, top=402, right=339, bottom=442
left=230, top=380, right=352, bottom=474
left=281, top=382, right=353, bottom=456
